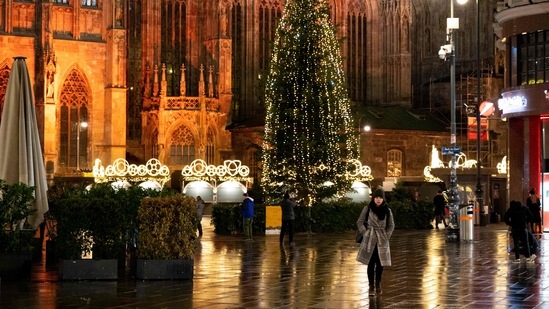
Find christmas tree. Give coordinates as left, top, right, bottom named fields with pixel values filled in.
left=261, top=0, right=359, bottom=205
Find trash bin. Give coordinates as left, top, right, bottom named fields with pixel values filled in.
left=459, top=203, right=474, bottom=241
left=480, top=205, right=489, bottom=226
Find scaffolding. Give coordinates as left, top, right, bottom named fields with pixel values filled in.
left=458, top=61, right=493, bottom=167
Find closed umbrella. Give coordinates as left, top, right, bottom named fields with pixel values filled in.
left=0, top=56, right=48, bottom=228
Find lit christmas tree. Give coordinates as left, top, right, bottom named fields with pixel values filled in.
left=261, top=0, right=359, bottom=205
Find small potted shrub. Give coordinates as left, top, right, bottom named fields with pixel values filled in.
left=136, top=194, right=198, bottom=280
left=0, top=180, right=37, bottom=280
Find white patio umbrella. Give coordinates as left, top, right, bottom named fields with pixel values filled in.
left=0, top=56, right=48, bottom=228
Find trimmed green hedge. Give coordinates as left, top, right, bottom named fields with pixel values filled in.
left=211, top=199, right=435, bottom=235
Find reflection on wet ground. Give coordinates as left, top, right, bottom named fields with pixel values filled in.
left=1, top=217, right=547, bottom=308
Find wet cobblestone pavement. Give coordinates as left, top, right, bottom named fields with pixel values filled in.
left=1, top=217, right=547, bottom=308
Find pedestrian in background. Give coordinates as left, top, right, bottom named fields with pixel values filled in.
left=527, top=188, right=542, bottom=234
left=504, top=200, right=536, bottom=263
left=356, top=187, right=395, bottom=296
left=280, top=192, right=296, bottom=246
left=241, top=192, right=255, bottom=241
left=196, top=196, right=205, bottom=237
left=433, top=190, right=448, bottom=229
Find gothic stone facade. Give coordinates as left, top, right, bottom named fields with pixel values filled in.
left=0, top=0, right=501, bottom=187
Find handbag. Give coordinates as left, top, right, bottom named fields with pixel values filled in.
left=355, top=207, right=370, bottom=243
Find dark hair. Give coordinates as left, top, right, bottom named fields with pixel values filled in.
left=529, top=188, right=536, bottom=195
left=284, top=193, right=290, bottom=199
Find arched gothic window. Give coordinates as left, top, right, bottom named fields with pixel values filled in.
left=0, top=64, right=10, bottom=125
left=387, top=149, right=403, bottom=177
left=346, top=12, right=368, bottom=104
left=59, top=69, right=90, bottom=170
left=206, top=129, right=215, bottom=164
left=247, top=148, right=260, bottom=183
left=169, top=125, right=195, bottom=165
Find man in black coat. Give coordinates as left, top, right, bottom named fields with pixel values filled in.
left=504, top=200, right=535, bottom=263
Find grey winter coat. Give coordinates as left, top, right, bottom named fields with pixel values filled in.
left=356, top=204, right=395, bottom=266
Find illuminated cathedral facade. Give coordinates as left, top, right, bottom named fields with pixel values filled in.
left=0, top=0, right=417, bottom=187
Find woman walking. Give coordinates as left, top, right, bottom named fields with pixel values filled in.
left=356, top=187, right=395, bottom=296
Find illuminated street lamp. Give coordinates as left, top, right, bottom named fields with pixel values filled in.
left=76, top=121, right=88, bottom=171
left=439, top=0, right=461, bottom=241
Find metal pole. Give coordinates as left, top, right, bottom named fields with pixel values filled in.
left=475, top=0, right=484, bottom=223
left=447, top=0, right=461, bottom=241
left=76, top=122, right=80, bottom=171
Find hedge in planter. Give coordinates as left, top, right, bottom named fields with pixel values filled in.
left=0, top=180, right=37, bottom=280
left=211, top=203, right=266, bottom=235
left=136, top=194, right=198, bottom=279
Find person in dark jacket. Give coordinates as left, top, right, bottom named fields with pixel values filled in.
left=433, top=190, right=448, bottom=229
left=241, top=193, right=255, bottom=241
left=526, top=188, right=542, bottom=234
left=279, top=193, right=296, bottom=246
left=504, top=200, right=535, bottom=263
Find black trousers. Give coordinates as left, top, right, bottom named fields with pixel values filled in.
left=367, top=245, right=383, bottom=285
left=280, top=219, right=294, bottom=244
left=511, top=228, right=530, bottom=259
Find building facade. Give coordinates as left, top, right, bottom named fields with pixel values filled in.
left=494, top=0, right=549, bottom=229
left=0, top=0, right=505, bottom=197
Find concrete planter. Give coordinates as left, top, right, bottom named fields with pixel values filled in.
left=136, top=259, right=193, bottom=280
left=59, top=259, right=118, bottom=280
left=0, top=252, right=32, bottom=281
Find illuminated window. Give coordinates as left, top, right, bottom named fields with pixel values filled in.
left=0, top=63, right=10, bottom=125
left=82, top=0, right=96, bottom=6
left=387, top=149, right=402, bottom=177
left=59, top=69, right=90, bottom=169
left=206, top=129, right=215, bottom=164
left=169, top=125, right=195, bottom=165
left=54, top=0, right=68, bottom=4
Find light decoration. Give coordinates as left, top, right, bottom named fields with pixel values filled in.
left=181, top=159, right=253, bottom=185
left=424, top=166, right=443, bottom=183
left=347, top=159, right=373, bottom=181
left=497, top=156, right=507, bottom=174
left=261, top=0, right=358, bottom=205
left=429, top=145, right=477, bottom=169
left=425, top=145, right=478, bottom=181
left=93, top=158, right=170, bottom=187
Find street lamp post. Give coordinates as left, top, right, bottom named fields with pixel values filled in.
left=439, top=0, right=461, bottom=241
left=76, top=121, right=88, bottom=171
left=475, top=0, right=484, bottom=224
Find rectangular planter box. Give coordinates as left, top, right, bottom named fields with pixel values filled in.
left=0, top=252, right=32, bottom=281
left=136, top=259, right=193, bottom=280
left=59, top=259, right=118, bottom=281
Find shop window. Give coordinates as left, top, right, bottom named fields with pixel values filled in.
left=516, top=31, right=549, bottom=86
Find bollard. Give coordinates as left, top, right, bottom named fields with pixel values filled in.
left=459, top=203, right=474, bottom=241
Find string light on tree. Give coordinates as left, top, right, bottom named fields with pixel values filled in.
left=262, top=0, right=358, bottom=205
